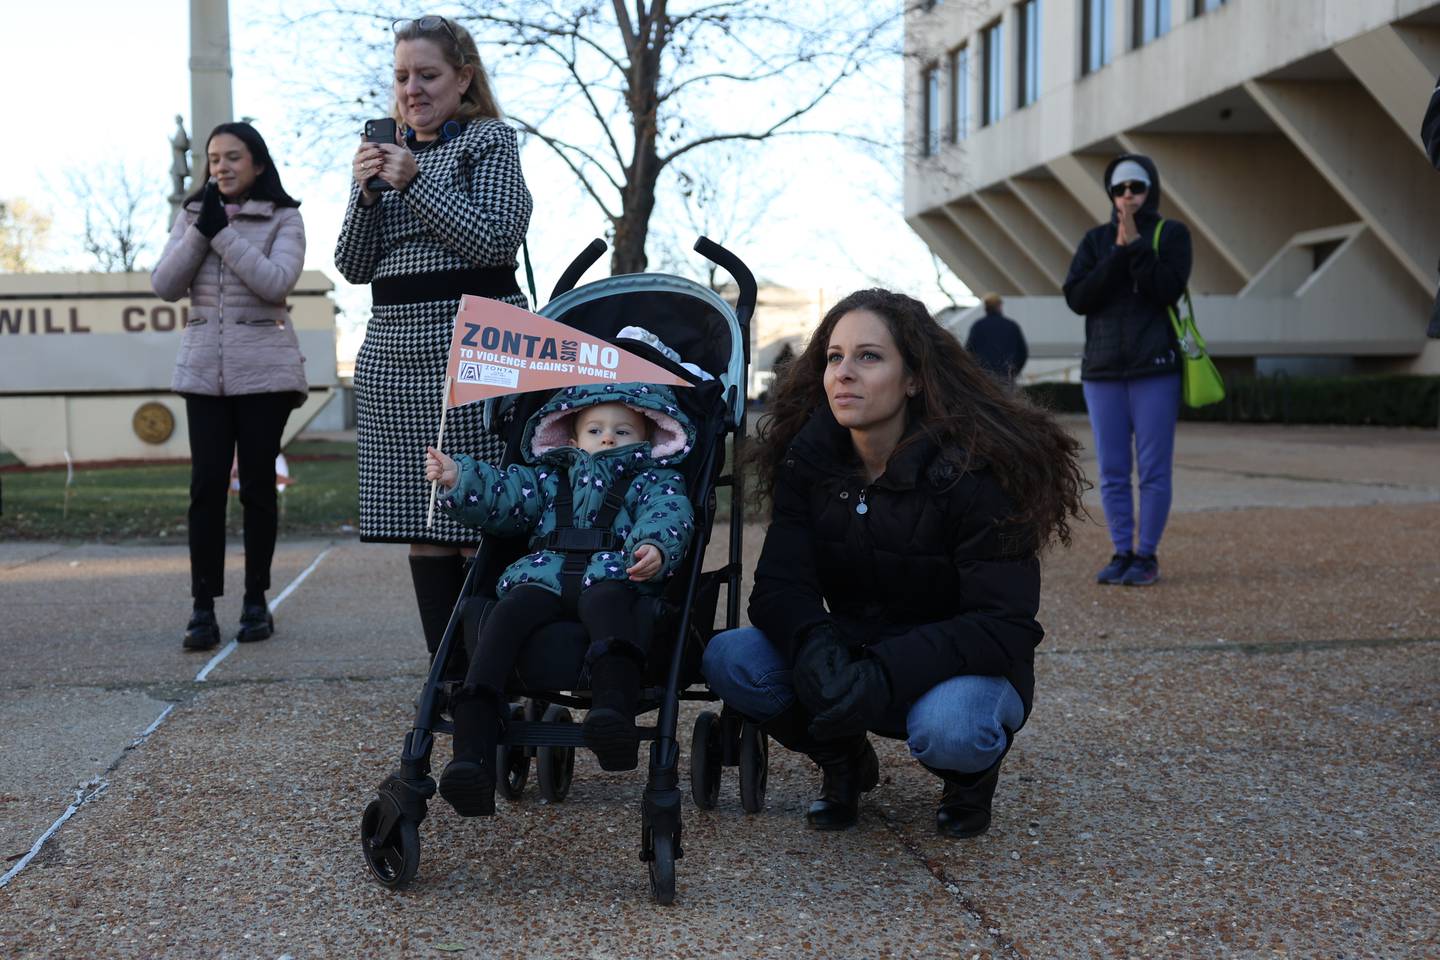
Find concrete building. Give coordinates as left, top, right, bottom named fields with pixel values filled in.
left=905, top=0, right=1440, bottom=375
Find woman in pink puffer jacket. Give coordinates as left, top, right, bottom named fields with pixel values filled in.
left=152, top=122, right=308, bottom=653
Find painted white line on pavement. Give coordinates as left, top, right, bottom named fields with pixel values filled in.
left=194, top=546, right=333, bottom=683
left=193, top=640, right=239, bottom=684
left=0, top=778, right=107, bottom=888
left=1, top=546, right=334, bottom=888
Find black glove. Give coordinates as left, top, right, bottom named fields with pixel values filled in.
left=196, top=181, right=228, bottom=239
left=808, top=656, right=892, bottom=741
left=792, top=623, right=852, bottom=716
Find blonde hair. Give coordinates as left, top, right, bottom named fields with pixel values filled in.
left=392, top=16, right=502, bottom=125
left=982, top=292, right=1003, bottom=310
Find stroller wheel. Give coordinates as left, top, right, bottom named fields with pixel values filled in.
left=497, top=703, right=530, bottom=801
left=738, top=720, right=768, bottom=814
left=689, top=711, right=722, bottom=810
left=537, top=703, right=575, bottom=802
left=360, top=796, right=420, bottom=889
left=648, top=829, right=677, bottom=906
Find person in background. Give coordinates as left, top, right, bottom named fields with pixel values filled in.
left=1062, top=154, right=1192, bottom=587
left=964, top=293, right=1029, bottom=386
left=152, top=122, right=308, bottom=651
left=334, top=15, right=532, bottom=657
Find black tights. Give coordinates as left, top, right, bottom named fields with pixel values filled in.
left=463, top=581, right=641, bottom=696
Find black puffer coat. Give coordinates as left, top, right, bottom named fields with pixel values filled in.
left=747, top=404, right=1043, bottom=720
left=1062, top=153, right=1192, bottom=381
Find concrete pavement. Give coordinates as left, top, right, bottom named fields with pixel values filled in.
left=1, top=419, right=1437, bottom=958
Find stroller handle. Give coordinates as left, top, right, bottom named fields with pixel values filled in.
left=694, top=237, right=756, bottom=354
left=549, top=238, right=608, bottom=303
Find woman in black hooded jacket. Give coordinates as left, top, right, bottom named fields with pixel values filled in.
left=1063, top=153, right=1192, bottom=587
left=702, top=289, right=1084, bottom=836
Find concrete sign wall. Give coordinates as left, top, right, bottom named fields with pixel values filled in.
left=0, top=271, right=337, bottom=466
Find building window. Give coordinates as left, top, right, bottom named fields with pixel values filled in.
left=1133, top=0, right=1170, bottom=47
left=1194, top=0, right=1226, bottom=12
left=1017, top=0, right=1041, bottom=108
left=1082, top=0, right=1113, bottom=75
left=982, top=20, right=1004, bottom=126
left=949, top=46, right=970, bottom=142
left=923, top=64, right=941, bottom=156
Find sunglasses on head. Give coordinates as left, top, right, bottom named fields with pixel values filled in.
left=1110, top=180, right=1149, bottom=198
left=393, top=16, right=460, bottom=47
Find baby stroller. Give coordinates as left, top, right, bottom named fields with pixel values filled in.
left=359, top=237, right=767, bottom=904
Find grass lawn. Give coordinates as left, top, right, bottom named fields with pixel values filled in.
left=0, top=440, right=358, bottom=542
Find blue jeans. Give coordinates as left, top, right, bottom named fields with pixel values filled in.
left=701, top=627, right=1023, bottom=774
left=1083, top=373, right=1182, bottom=556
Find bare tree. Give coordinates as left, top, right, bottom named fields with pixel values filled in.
left=280, top=1, right=905, bottom=275
left=0, top=198, right=52, bottom=273
left=62, top=164, right=166, bottom=273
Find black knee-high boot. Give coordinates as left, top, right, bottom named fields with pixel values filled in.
left=439, top=690, right=500, bottom=817
left=582, top=652, right=644, bottom=771
left=408, top=555, right=467, bottom=658
left=762, top=702, right=879, bottom=831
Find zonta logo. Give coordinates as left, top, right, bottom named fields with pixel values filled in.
left=458, top=322, right=621, bottom=370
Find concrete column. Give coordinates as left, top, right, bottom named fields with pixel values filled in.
left=189, top=0, right=233, bottom=163
left=909, top=211, right=1019, bottom=297
left=1007, top=175, right=1096, bottom=256
left=944, top=200, right=1057, bottom=294
left=1334, top=23, right=1440, bottom=156
left=1246, top=77, right=1440, bottom=292
left=972, top=188, right=1072, bottom=287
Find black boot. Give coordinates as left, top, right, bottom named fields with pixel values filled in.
left=439, top=691, right=499, bottom=817
left=183, top=607, right=221, bottom=651
left=235, top=601, right=274, bottom=643
left=928, top=754, right=1007, bottom=838
left=582, top=653, right=644, bottom=771
left=408, top=555, right=467, bottom=658
left=761, top=702, right=879, bottom=831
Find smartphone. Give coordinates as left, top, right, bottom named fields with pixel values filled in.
left=363, top=118, right=398, bottom=193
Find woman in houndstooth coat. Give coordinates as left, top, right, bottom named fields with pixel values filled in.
left=335, top=15, right=532, bottom=655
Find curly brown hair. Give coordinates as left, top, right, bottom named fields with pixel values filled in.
left=751, top=289, right=1086, bottom=550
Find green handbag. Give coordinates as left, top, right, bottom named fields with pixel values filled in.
left=1154, top=220, right=1225, bottom=408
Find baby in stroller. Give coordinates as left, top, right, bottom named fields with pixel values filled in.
left=424, top=381, right=696, bottom=816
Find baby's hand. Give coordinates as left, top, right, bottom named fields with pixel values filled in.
left=425, top=446, right=458, bottom=488
left=626, top=544, right=663, bottom=582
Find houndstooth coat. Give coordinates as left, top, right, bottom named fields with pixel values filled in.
left=335, top=118, right=533, bottom=544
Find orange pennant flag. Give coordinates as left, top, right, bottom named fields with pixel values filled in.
left=443, top=296, right=690, bottom=408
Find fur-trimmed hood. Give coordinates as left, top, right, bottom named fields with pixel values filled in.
left=521, top=382, right=695, bottom=467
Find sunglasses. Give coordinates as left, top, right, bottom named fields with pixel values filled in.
left=1109, top=180, right=1149, bottom=198
left=392, top=16, right=460, bottom=47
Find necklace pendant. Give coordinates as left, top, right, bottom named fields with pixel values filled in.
left=855, top=500, right=868, bottom=515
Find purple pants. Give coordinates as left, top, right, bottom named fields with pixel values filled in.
left=1082, top=373, right=1181, bottom=557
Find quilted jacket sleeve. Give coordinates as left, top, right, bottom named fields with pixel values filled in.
left=151, top=211, right=210, bottom=302
left=1062, top=225, right=1126, bottom=316
left=626, top=468, right=695, bottom=581
left=333, top=181, right=382, bottom=285
left=400, top=121, right=533, bottom=268
left=866, top=473, right=1043, bottom=705
left=210, top=207, right=306, bottom=304
left=438, top=454, right=544, bottom=537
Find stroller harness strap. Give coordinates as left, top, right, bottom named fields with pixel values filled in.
left=532, top=471, right=635, bottom=608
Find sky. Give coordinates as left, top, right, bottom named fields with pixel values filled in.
left=0, top=2, right=972, bottom=362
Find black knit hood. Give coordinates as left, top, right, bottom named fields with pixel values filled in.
left=1103, top=153, right=1162, bottom=223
